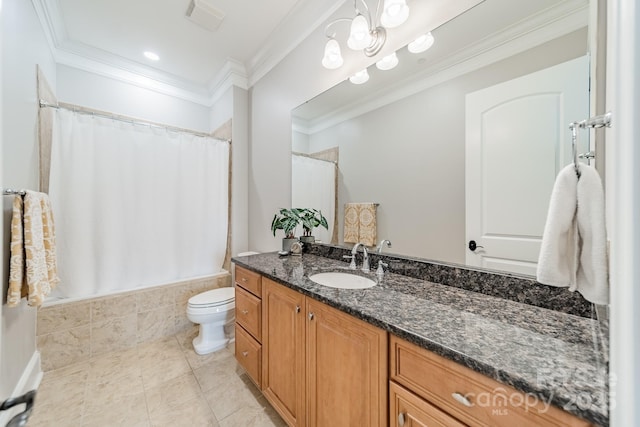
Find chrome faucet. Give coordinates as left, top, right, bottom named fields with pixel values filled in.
left=377, top=239, right=392, bottom=254
left=351, top=243, right=370, bottom=272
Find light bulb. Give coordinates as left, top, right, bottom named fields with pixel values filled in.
left=408, top=32, right=435, bottom=53
left=322, top=39, right=344, bottom=69
left=347, top=14, right=372, bottom=50
left=349, top=69, right=370, bottom=84
left=381, top=0, right=409, bottom=28
left=376, top=52, right=399, bottom=70
left=143, top=51, right=160, bottom=61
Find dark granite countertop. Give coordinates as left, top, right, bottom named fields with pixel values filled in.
left=232, top=252, right=608, bottom=426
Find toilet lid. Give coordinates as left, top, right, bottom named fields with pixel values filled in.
left=188, top=287, right=235, bottom=307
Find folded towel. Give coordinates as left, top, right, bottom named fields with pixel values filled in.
left=7, top=191, right=60, bottom=307
left=343, top=202, right=377, bottom=247
left=536, top=164, right=609, bottom=305
left=344, top=203, right=360, bottom=244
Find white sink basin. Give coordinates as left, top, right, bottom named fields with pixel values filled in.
left=308, top=272, right=376, bottom=289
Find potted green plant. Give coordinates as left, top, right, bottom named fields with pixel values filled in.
left=271, top=208, right=301, bottom=252
left=295, top=208, right=328, bottom=244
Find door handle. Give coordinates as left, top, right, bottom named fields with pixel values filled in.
left=468, top=240, right=484, bottom=252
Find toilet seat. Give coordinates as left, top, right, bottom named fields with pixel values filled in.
left=188, top=287, right=235, bottom=308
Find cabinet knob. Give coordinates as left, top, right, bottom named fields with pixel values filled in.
left=398, top=412, right=405, bottom=426
left=295, top=305, right=301, bottom=313
left=451, top=392, right=473, bottom=407
left=308, top=312, right=314, bottom=320
left=241, top=277, right=247, bottom=282
left=241, top=309, right=249, bottom=315
left=242, top=351, right=249, bottom=357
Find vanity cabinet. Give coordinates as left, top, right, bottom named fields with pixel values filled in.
left=389, top=335, right=592, bottom=427
left=262, top=277, right=306, bottom=426
left=262, top=277, right=388, bottom=427
left=234, top=266, right=263, bottom=388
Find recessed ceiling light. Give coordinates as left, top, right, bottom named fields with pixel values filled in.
left=143, top=51, right=160, bottom=61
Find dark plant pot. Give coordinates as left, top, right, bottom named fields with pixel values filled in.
left=282, top=238, right=298, bottom=253
left=299, top=236, right=315, bottom=244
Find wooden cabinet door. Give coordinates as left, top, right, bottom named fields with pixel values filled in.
left=306, top=299, right=388, bottom=427
left=390, top=381, right=466, bottom=427
left=262, top=278, right=306, bottom=427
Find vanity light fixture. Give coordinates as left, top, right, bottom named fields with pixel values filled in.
left=349, top=69, right=370, bottom=84
left=322, top=0, right=410, bottom=70
left=322, top=39, right=344, bottom=69
left=407, top=32, right=435, bottom=53
left=376, top=52, right=399, bottom=70
left=143, top=51, right=160, bottom=61
left=380, top=0, right=410, bottom=28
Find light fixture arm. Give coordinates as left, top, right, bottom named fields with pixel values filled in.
left=324, top=0, right=387, bottom=57
left=324, top=18, right=353, bottom=39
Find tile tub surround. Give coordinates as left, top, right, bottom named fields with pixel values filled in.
left=307, top=243, right=594, bottom=318
left=36, top=273, right=231, bottom=371
left=232, top=252, right=609, bottom=426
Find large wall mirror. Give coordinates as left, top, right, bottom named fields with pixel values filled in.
left=291, top=0, right=592, bottom=276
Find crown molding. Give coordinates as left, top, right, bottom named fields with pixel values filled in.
left=207, top=58, right=249, bottom=103
left=298, top=0, right=589, bottom=135
left=247, top=0, right=346, bottom=87
left=31, top=0, right=66, bottom=52
left=31, top=0, right=249, bottom=107
left=31, top=0, right=338, bottom=106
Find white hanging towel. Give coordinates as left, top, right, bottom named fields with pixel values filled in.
left=537, top=164, right=579, bottom=290
left=536, top=164, right=609, bottom=305
left=575, top=164, right=609, bottom=304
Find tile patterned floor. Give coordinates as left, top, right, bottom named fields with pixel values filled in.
left=27, top=327, right=286, bottom=427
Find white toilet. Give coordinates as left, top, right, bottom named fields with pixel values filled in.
left=186, top=287, right=235, bottom=355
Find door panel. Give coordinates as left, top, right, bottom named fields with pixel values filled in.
left=262, top=279, right=305, bottom=426
left=466, top=55, right=589, bottom=275
left=306, top=300, right=387, bottom=427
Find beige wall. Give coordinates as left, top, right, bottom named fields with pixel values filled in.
left=303, top=29, right=588, bottom=264
left=1, top=0, right=57, bottom=403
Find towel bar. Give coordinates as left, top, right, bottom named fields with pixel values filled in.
left=2, top=188, right=26, bottom=196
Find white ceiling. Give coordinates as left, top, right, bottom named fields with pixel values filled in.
left=32, top=0, right=344, bottom=104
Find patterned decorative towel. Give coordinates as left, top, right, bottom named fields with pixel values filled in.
left=343, top=203, right=377, bottom=247
left=7, top=191, right=60, bottom=307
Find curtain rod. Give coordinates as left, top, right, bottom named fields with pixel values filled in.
left=292, top=151, right=337, bottom=164
left=39, top=100, right=231, bottom=142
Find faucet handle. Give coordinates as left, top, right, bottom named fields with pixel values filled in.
left=343, top=254, right=356, bottom=270
left=376, top=260, right=388, bottom=275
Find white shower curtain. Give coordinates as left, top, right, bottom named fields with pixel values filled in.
left=49, top=109, right=229, bottom=299
left=292, top=154, right=336, bottom=244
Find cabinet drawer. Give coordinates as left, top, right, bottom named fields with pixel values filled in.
left=235, top=286, right=261, bottom=341
left=390, top=381, right=466, bottom=427
left=235, top=325, right=262, bottom=388
left=235, top=266, right=261, bottom=297
left=390, top=336, right=591, bottom=427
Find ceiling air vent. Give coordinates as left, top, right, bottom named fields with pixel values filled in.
left=186, top=0, right=225, bottom=32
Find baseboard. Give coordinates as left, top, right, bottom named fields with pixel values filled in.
left=0, top=351, right=42, bottom=426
